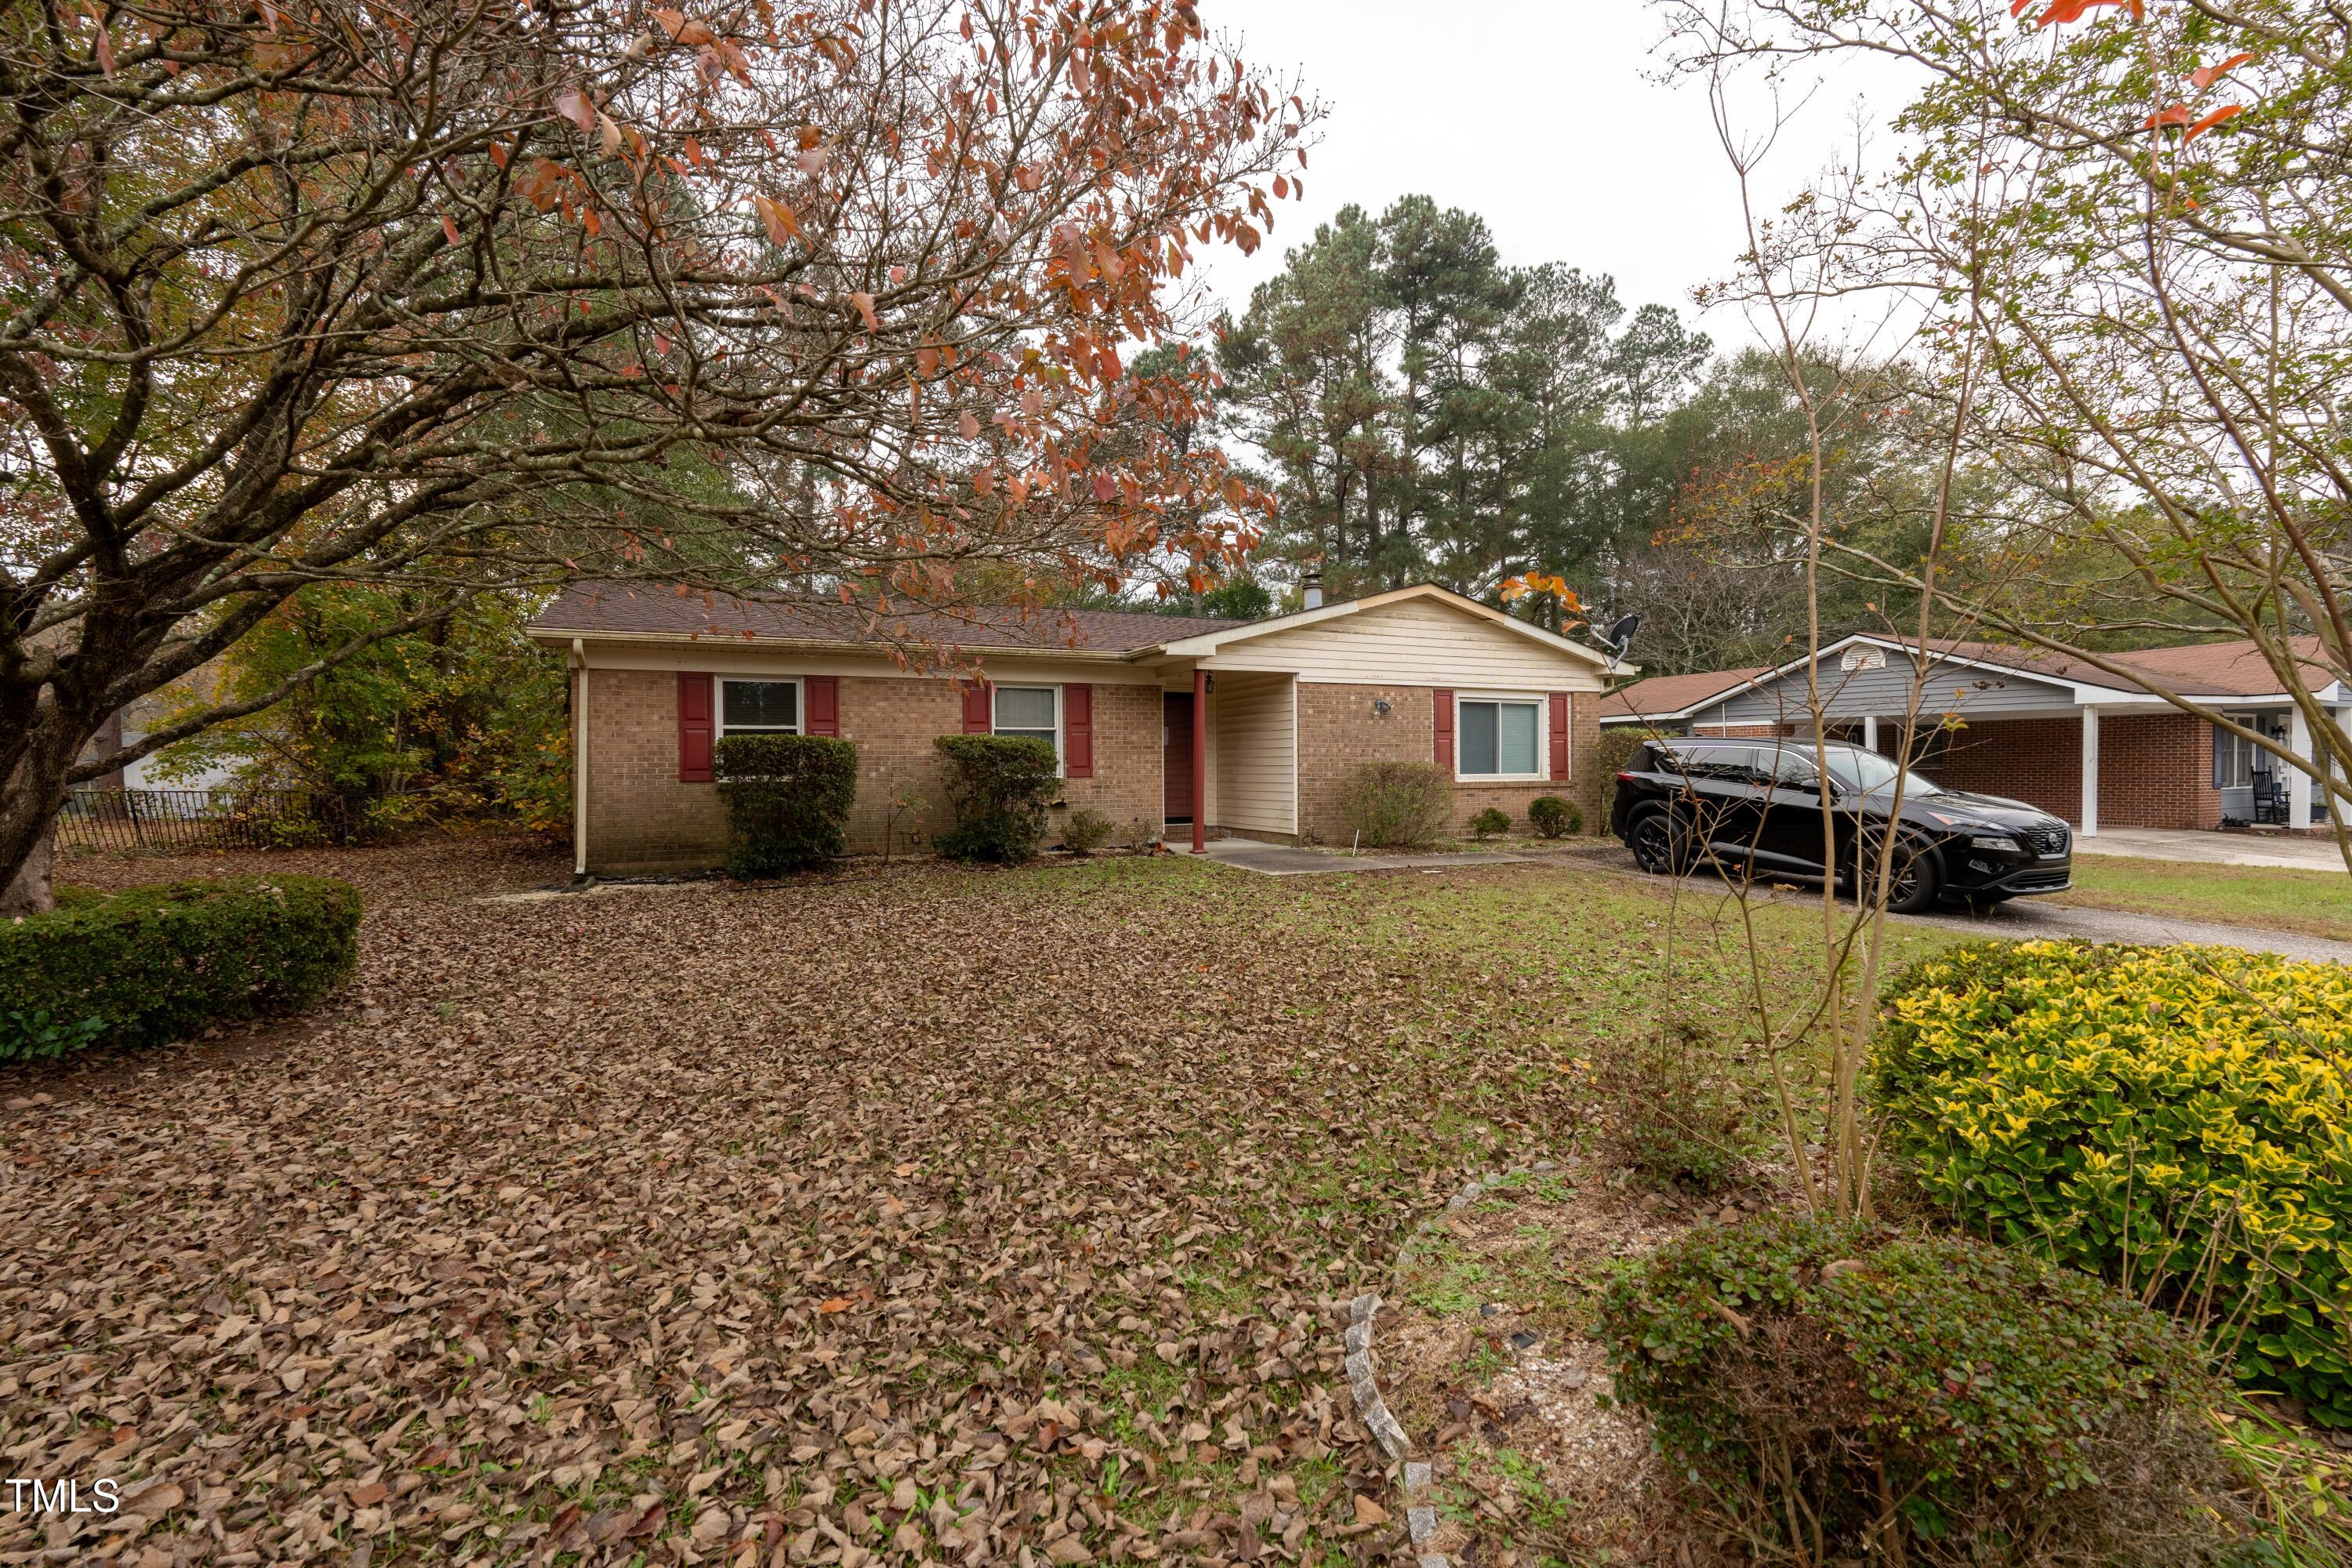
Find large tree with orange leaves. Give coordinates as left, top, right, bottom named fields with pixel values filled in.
left=0, top=0, right=1306, bottom=908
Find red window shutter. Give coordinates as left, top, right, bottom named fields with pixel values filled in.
left=677, top=672, right=714, bottom=782
left=807, top=676, right=840, bottom=737
left=960, top=678, right=993, bottom=734
left=1433, top=688, right=1454, bottom=771
left=1064, top=683, right=1094, bottom=777
left=1548, top=691, right=1570, bottom=782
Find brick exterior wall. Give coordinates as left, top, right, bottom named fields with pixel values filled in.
left=2097, top=712, right=2223, bottom=829
left=1296, top=684, right=1432, bottom=845
left=1294, top=684, right=1603, bottom=843
left=1917, top=712, right=2219, bottom=829
left=582, top=667, right=729, bottom=873
left=1924, top=717, right=2080, bottom=821
left=583, top=668, right=1162, bottom=874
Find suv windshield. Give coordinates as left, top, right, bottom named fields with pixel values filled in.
left=1812, top=745, right=1942, bottom=797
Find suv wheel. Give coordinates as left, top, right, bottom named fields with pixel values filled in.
left=1628, top=809, right=1691, bottom=877
left=1854, top=837, right=1939, bottom=914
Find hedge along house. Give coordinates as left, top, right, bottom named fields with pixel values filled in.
left=1599, top=632, right=2351, bottom=837
left=528, top=581, right=1621, bottom=874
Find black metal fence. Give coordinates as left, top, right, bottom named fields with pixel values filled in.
left=60, top=789, right=355, bottom=853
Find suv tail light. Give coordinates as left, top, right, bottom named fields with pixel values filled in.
left=1615, top=771, right=1640, bottom=784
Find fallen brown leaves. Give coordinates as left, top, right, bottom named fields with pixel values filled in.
left=4, top=840, right=1597, bottom=1566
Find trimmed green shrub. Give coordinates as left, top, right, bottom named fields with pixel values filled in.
left=934, top=735, right=1058, bottom=863
left=1875, top=938, right=2352, bottom=1427
left=1468, top=806, right=1511, bottom=840
left=713, top=733, right=859, bottom=877
left=1600, top=1217, right=2227, bottom=1564
left=1527, top=794, right=1581, bottom=838
left=0, top=877, right=361, bottom=1062
left=1062, top=807, right=1114, bottom=855
left=1338, top=760, right=1449, bottom=848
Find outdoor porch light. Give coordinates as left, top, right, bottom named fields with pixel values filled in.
left=1371, top=698, right=1392, bottom=717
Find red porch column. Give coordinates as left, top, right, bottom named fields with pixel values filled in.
left=1192, top=667, right=1208, bottom=852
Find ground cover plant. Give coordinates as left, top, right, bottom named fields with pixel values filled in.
left=0, top=875, right=359, bottom=1062
left=2, top=837, right=1949, bottom=1565
left=2054, top=854, right=2352, bottom=944
left=1599, top=1217, right=2231, bottom=1566
left=1875, top=940, right=2352, bottom=1428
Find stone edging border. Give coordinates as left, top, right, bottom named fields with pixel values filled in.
left=1343, top=1160, right=1568, bottom=1568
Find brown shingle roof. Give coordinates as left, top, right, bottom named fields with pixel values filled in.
left=2096, top=636, right=2336, bottom=698
left=1602, top=666, right=1772, bottom=720
left=1907, top=634, right=2333, bottom=697
left=528, top=582, right=1247, bottom=655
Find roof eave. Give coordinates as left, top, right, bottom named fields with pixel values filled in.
left=525, top=626, right=1146, bottom=661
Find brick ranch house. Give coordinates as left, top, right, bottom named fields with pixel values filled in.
left=528, top=581, right=1622, bottom=875
left=1601, top=632, right=2350, bottom=837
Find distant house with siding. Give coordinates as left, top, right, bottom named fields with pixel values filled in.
left=1601, top=633, right=2347, bottom=837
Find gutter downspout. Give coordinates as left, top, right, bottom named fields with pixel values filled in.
left=572, top=639, right=590, bottom=880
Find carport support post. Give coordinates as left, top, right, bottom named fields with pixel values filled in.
left=1191, top=667, right=1208, bottom=853
left=2291, top=706, right=2314, bottom=829
left=2080, top=706, right=2099, bottom=838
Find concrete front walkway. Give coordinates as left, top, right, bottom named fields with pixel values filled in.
left=1174, top=839, right=1530, bottom=877
left=2076, top=826, right=2347, bottom=872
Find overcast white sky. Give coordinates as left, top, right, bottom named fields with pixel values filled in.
left=1190, top=0, right=1912, bottom=353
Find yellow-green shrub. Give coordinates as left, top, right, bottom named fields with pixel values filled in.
left=1874, top=940, right=2352, bottom=1427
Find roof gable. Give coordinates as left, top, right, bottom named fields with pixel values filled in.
left=1156, top=582, right=1621, bottom=670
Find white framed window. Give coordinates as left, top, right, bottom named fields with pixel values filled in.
left=993, top=684, right=1061, bottom=765
left=1456, top=695, right=1546, bottom=780
left=2214, top=711, right=2283, bottom=789
left=719, top=677, right=803, bottom=735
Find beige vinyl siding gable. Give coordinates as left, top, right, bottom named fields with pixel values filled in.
left=1210, top=672, right=1297, bottom=835
left=1197, top=598, right=1603, bottom=690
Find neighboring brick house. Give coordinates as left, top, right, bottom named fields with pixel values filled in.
left=528, top=582, right=1622, bottom=875
left=1600, top=632, right=2351, bottom=837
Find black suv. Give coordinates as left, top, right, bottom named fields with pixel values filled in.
left=1610, top=737, right=2072, bottom=913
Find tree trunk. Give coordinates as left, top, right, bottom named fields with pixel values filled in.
left=0, top=824, right=55, bottom=917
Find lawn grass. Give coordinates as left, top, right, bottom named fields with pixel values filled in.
left=4, top=842, right=1965, bottom=1567
left=2057, top=852, right=2352, bottom=942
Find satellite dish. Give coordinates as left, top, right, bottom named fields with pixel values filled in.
left=1605, top=613, right=1640, bottom=654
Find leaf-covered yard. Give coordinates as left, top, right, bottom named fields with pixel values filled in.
left=1, top=840, right=1952, bottom=1566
